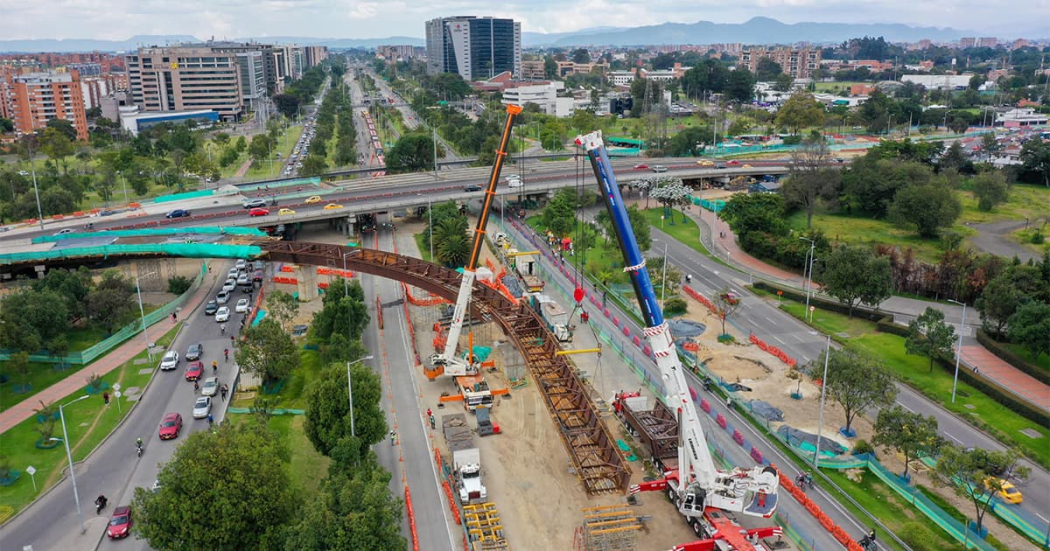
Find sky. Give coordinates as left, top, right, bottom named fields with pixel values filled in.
left=0, top=0, right=1044, bottom=41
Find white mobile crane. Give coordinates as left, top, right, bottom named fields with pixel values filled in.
left=427, top=104, right=523, bottom=411
left=575, top=131, right=782, bottom=549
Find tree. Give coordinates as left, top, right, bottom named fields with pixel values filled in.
left=856, top=89, right=900, bottom=133
left=772, top=73, right=794, bottom=92
left=542, top=187, right=578, bottom=237
left=713, top=287, right=741, bottom=336
left=934, top=446, right=1029, bottom=534
left=300, top=154, right=328, bottom=177
left=85, top=282, right=134, bottom=333
left=273, top=93, right=302, bottom=118
left=647, top=177, right=691, bottom=223
left=266, top=290, right=299, bottom=332
left=1007, top=301, right=1050, bottom=360
left=821, top=347, right=897, bottom=435
left=39, top=127, right=75, bottom=174
left=975, top=270, right=1031, bottom=336
left=131, top=422, right=298, bottom=549
left=238, top=318, right=300, bottom=384
left=754, top=57, right=783, bottom=82
left=0, top=117, right=13, bottom=133
left=889, top=181, right=962, bottom=238
left=570, top=48, right=591, bottom=64
left=775, top=92, right=825, bottom=135
left=304, top=362, right=387, bottom=457
left=248, top=134, right=274, bottom=162
left=873, top=406, right=942, bottom=478
left=820, top=245, right=893, bottom=317
left=543, top=55, right=558, bottom=79
left=45, top=118, right=78, bottom=142
left=720, top=193, right=788, bottom=237
left=971, top=171, right=1009, bottom=212
left=938, top=141, right=970, bottom=173
left=314, top=280, right=370, bottom=342
left=386, top=133, right=434, bottom=174
left=906, top=307, right=957, bottom=372
left=234, top=135, right=248, bottom=153
left=784, top=136, right=839, bottom=228
left=1019, top=138, right=1050, bottom=187
left=725, top=68, right=755, bottom=103
left=666, top=126, right=716, bottom=156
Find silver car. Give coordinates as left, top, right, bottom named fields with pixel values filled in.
left=192, top=396, right=212, bottom=419
left=201, top=377, right=219, bottom=397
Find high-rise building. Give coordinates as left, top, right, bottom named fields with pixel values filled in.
left=126, top=46, right=245, bottom=121
left=741, top=47, right=822, bottom=79
left=425, top=16, right=521, bottom=81
left=2, top=70, right=88, bottom=140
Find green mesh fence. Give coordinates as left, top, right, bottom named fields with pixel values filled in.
left=33, top=226, right=267, bottom=243
left=0, top=243, right=263, bottom=264
left=153, top=189, right=214, bottom=203
left=0, top=262, right=208, bottom=365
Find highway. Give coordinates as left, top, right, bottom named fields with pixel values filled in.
left=0, top=263, right=245, bottom=551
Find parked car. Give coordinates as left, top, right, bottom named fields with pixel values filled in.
left=216, top=290, right=231, bottom=304
left=185, top=343, right=203, bottom=361
left=243, top=198, right=267, bottom=209
left=159, top=350, right=179, bottom=371
left=158, top=413, right=183, bottom=440
left=184, top=361, right=204, bottom=381
left=201, top=376, right=219, bottom=397
left=235, top=298, right=250, bottom=313
left=249, top=208, right=270, bottom=217
left=107, top=506, right=133, bottom=539
left=215, top=307, right=231, bottom=322
left=165, top=209, right=190, bottom=219
left=192, top=396, right=212, bottom=419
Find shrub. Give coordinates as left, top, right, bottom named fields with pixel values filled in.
left=167, top=275, right=192, bottom=295
left=898, top=521, right=942, bottom=551
left=1032, top=232, right=1045, bottom=245
left=664, top=298, right=688, bottom=316
left=852, top=439, right=874, bottom=456
left=783, top=135, right=803, bottom=145
left=717, top=334, right=736, bottom=344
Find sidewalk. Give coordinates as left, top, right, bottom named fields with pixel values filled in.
left=0, top=273, right=216, bottom=434
left=678, top=201, right=1050, bottom=412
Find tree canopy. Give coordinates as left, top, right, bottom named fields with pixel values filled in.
left=821, top=347, right=897, bottom=434
left=820, top=245, right=893, bottom=317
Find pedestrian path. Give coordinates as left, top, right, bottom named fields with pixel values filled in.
left=677, top=201, right=1049, bottom=413
left=0, top=273, right=215, bottom=434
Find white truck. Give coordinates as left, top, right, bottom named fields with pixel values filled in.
left=443, top=413, right=487, bottom=503
left=530, top=293, right=573, bottom=342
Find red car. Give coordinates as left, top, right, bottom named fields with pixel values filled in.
left=726, top=160, right=741, bottom=166
left=249, top=207, right=270, bottom=217
left=633, top=163, right=649, bottom=170
left=107, top=505, right=132, bottom=538
left=184, top=361, right=204, bottom=381
left=158, top=412, right=183, bottom=440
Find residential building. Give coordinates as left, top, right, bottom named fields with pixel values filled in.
left=609, top=70, right=636, bottom=86
left=377, top=45, right=424, bottom=61
left=425, top=16, right=522, bottom=80
left=304, top=46, right=328, bottom=68
left=555, top=61, right=607, bottom=78
left=501, top=81, right=572, bottom=117
left=901, top=74, right=974, bottom=90
left=520, top=60, right=546, bottom=80
left=995, top=108, right=1048, bottom=128
left=3, top=70, right=88, bottom=140
left=741, top=47, right=821, bottom=78
left=125, top=45, right=245, bottom=121
left=977, top=37, right=998, bottom=48
left=1012, top=39, right=1029, bottom=50
left=80, top=77, right=112, bottom=110
left=959, top=37, right=977, bottom=48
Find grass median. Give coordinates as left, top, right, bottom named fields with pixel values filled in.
left=0, top=324, right=180, bottom=520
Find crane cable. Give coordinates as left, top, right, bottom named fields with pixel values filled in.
left=568, top=142, right=603, bottom=387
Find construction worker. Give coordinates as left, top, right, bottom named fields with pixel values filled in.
left=389, top=430, right=396, bottom=446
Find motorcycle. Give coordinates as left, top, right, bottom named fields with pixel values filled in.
left=858, top=531, right=877, bottom=551
left=137, top=444, right=143, bottom=458
left=95, top=497, right=107, bottom=514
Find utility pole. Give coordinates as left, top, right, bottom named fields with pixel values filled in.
left=432, top=126, right=438, bottom=177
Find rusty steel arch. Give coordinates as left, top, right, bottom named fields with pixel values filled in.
left=261, top=241, right=631, bottom=495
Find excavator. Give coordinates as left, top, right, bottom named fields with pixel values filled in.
left=574, top=131, right=783, bottom=550
left=427, top=103, right=523, bottom=411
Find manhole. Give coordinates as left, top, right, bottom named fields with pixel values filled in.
left=138, top=368, right=154, bottom=375
left=1020, top=428, right=1044, bottom=439
left=133, top=358, right=148, bottom=365
left=964, top=404, right=976, bottom=409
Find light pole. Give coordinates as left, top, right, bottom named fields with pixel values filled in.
left=346, top=355, right=374, bottom=437
left=134, top=271, right=157, bottom=362
left=812, top=335, right=831, bottom=469
left=21, top=133, right=46, bottom=230
left=799, top=236, right=816, bottom=318
left=52, top=394, right=91, bottom=533
left=117, top=171, right=129, bottom=204
left=948, top=299, right=968, bottom=403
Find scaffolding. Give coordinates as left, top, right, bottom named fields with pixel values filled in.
left=463, top=502, right=509, bottom=550
left=578, top=504, right=641, bottom=551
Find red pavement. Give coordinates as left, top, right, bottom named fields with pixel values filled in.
left=692, top=206, right=1049, bottom=413
left=0, top=274, right=215, bottom=434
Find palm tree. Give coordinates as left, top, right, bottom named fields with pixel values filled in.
left=433, top=217, right=469, bottom=267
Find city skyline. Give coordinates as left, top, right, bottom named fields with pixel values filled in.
left=2, top=0, right=1046, bottom=42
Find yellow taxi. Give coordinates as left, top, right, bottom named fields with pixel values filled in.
left=992, top=479, right=1023, bottom=504
left=323, top=203, right=343, bottom=210
left=742, top=164, right=753, bottom=168
left=305, top=196, right=323, bottom=204
left=278, top=208, right=295, bottom=216
left=697, top=160, right=715, bottom=167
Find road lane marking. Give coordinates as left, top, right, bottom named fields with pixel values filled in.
left=765, top=316, right=776, bottom=324
left=944, top=432, right=964, bottom=444
left=772, top=336, right=786, bottom=344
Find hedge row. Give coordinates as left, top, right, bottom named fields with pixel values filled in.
left=975, top=328, right=1050, bottom=386
left=755, top=281, right=1049, bottom=428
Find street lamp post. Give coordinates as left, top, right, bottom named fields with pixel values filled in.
left=118, top=171, right=129, bottom=205
left=346, top=355, right=374, bottom=437
left=134, top=271, right=157, bottom=362
left=22, top=134, right=46, bottom=230
left=53, top=394, right=91, bottom=533
left=812, top=335, right=831, bottom=470
left=799, top=236, right=816, bottom=318
left=948, top=299, right=968, bottom=403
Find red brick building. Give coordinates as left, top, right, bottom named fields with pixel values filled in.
left=3, top=70, right=89, bottom=140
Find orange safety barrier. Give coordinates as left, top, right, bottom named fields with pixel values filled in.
left=405, top=285, right=451, bottom=306
left=748, top=333, right=799, bottom=368
left=404, top=487, right=420, bottom=551
left=376, top=296, right=384, bottom=330
left=442, top=480, right=461, bottom=525
left=317, top=267, right=354, bottom=278
left=682, top=341, right=700, bottom=352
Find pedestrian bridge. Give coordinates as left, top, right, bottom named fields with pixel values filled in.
left=0, top=235, right=632, bottom=496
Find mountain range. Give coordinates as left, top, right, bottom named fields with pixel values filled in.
left=0, top=18, right=1038, bottom=54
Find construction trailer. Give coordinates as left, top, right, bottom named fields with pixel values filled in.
left=612, top=391, right=679, bottom=472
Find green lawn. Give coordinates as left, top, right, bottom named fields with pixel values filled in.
left=766, top=293, right=1050, bottom=468
left=957, top=184, right=1050, bottom=226
left=245, top=124, right=306, bottom=179
left=0, top=325, right=180, bottom=519
left=999, top=342, right=1050, bottom=372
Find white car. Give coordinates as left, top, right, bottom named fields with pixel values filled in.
left=222, top=279, right=236, bottom=293
left=215, top=307, right=231, bottom=322
left=216, top=290, right=231, bottom=304
left=235, top=259, right=247, bottom=271
left=236, top=274, right=250, bottom=287
left=508, top=177, right=523, bottom=188
left=235, top=298, right=250, bottom=313
left=227, top=267, right=239, bottom=280
left=192, top=396, right=212, bottom=419
left=159, top=350, right=179, bottom=371
left=201, top=377, right=219, bottom=397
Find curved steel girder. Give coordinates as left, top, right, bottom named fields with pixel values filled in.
left=259, top=241, right=631, bottom=495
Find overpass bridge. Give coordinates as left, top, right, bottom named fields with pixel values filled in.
left=0, top=236, right=632, bottom=497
